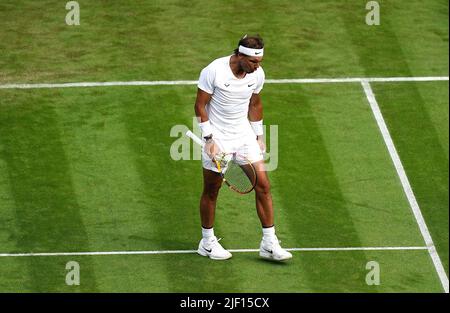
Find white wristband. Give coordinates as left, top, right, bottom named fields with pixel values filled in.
left=250, top=120, right=264, bottom=136
left=198, top=120, right=213, bottom=138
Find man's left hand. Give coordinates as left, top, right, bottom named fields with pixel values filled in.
left=257, top=136, right=266, bottom=153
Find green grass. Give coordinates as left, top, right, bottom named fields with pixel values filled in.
left=0, top=251, right=443, bottom=292
left=0, top=0, right=448, bottom=83
left=0, top=0, right=448, bottom=292
left=0, top=84, right=446, bottom=292
left=372, top=81, right=449, bottom=275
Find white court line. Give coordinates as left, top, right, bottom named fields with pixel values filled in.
left=361, top=80, right=449, bottom=293
left=0, top=246, right=427, bottom=257
left=266, top=76, right=449, bottom=84
left=0, top=76, right=447, bottom=290
left=0, top=76, right=448, bottom=89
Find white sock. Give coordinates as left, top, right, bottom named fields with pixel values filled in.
left=202, top=227, right=214, bottom=239
left=262, top=225, right=276, bottom=240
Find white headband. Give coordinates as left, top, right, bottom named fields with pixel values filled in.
left=238, top=45, right=264, bottom=57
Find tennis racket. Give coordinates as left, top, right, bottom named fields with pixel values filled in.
left=186, top=130, right=257, bottom=194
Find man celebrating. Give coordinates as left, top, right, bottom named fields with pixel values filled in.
left=194, top=34, right=292, bottom=261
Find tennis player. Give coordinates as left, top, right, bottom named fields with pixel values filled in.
left=194, top=34, right=292, bottom=261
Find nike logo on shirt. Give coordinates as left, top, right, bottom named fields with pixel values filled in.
left=224, top=83, right=230, bottom=87
left=248, top=83, right=255, bottom=87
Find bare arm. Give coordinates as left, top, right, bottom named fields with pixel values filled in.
left=194, top=88, right=212, bottom=123
left=248, top=93, right=266, bottom=151
left=194, top=88, right=220, bottom=158
left=248, top=93, right=263, bottom=122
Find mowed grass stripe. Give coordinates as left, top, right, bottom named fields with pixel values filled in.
left=263, top=84, right=405, bottom=246
left=385, top=0, right=448, bottom=76
left=0, top=84, right=445, bottom=292
left=120, top=86, right=245, bottom=292
left=372, top=81, right=449, bottom=276
left=305, top=84, right=424, bottom=246
left=0, top=0, right=363, bottom=82
left=54, top=87, right=218, bottom=290
left=0, top=140, right=27, bottom=291
left=1, top=1, right=447, bottom=84
left=263, top=84, right=375, bottom=292
left=362, top=81, right=448, bottom=293
left=0, top=149, right=17, bottom=253
left=52, top=87, right=157, bottom=252
left=338, top=0, right=448, bottom=77
left=339, top=1, right=448, bottom=286
left=0, top=89, right=98, bottom=291
left=0, top=248, right=440, bottom=292
left=261, top=84, right=442, bottom=291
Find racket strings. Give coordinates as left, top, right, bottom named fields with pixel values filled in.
left=223, top=159, right=257, bottom=193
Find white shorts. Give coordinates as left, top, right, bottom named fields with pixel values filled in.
left=202, top=125, right=263, bottom=173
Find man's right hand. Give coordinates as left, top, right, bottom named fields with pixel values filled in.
left=204, top=138, right=220, bottom=160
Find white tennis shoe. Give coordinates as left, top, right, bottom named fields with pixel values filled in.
left=259, top=236, right=292, bottom=261
left=198, top=236, right=232, bottom=260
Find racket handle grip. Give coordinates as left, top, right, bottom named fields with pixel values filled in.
left=186, top=130, right=205, bottom=147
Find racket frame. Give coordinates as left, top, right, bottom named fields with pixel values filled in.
left=186, top=130, right=257, bottom=194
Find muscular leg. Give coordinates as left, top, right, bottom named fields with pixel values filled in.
left=200, top=168, right=223, bottom=228
left=253, top=161, right=274, bottom=227
left=253, top=161, right=292, bottom=260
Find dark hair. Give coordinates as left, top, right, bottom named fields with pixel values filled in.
left=234, top=34, right=264, bottom=55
